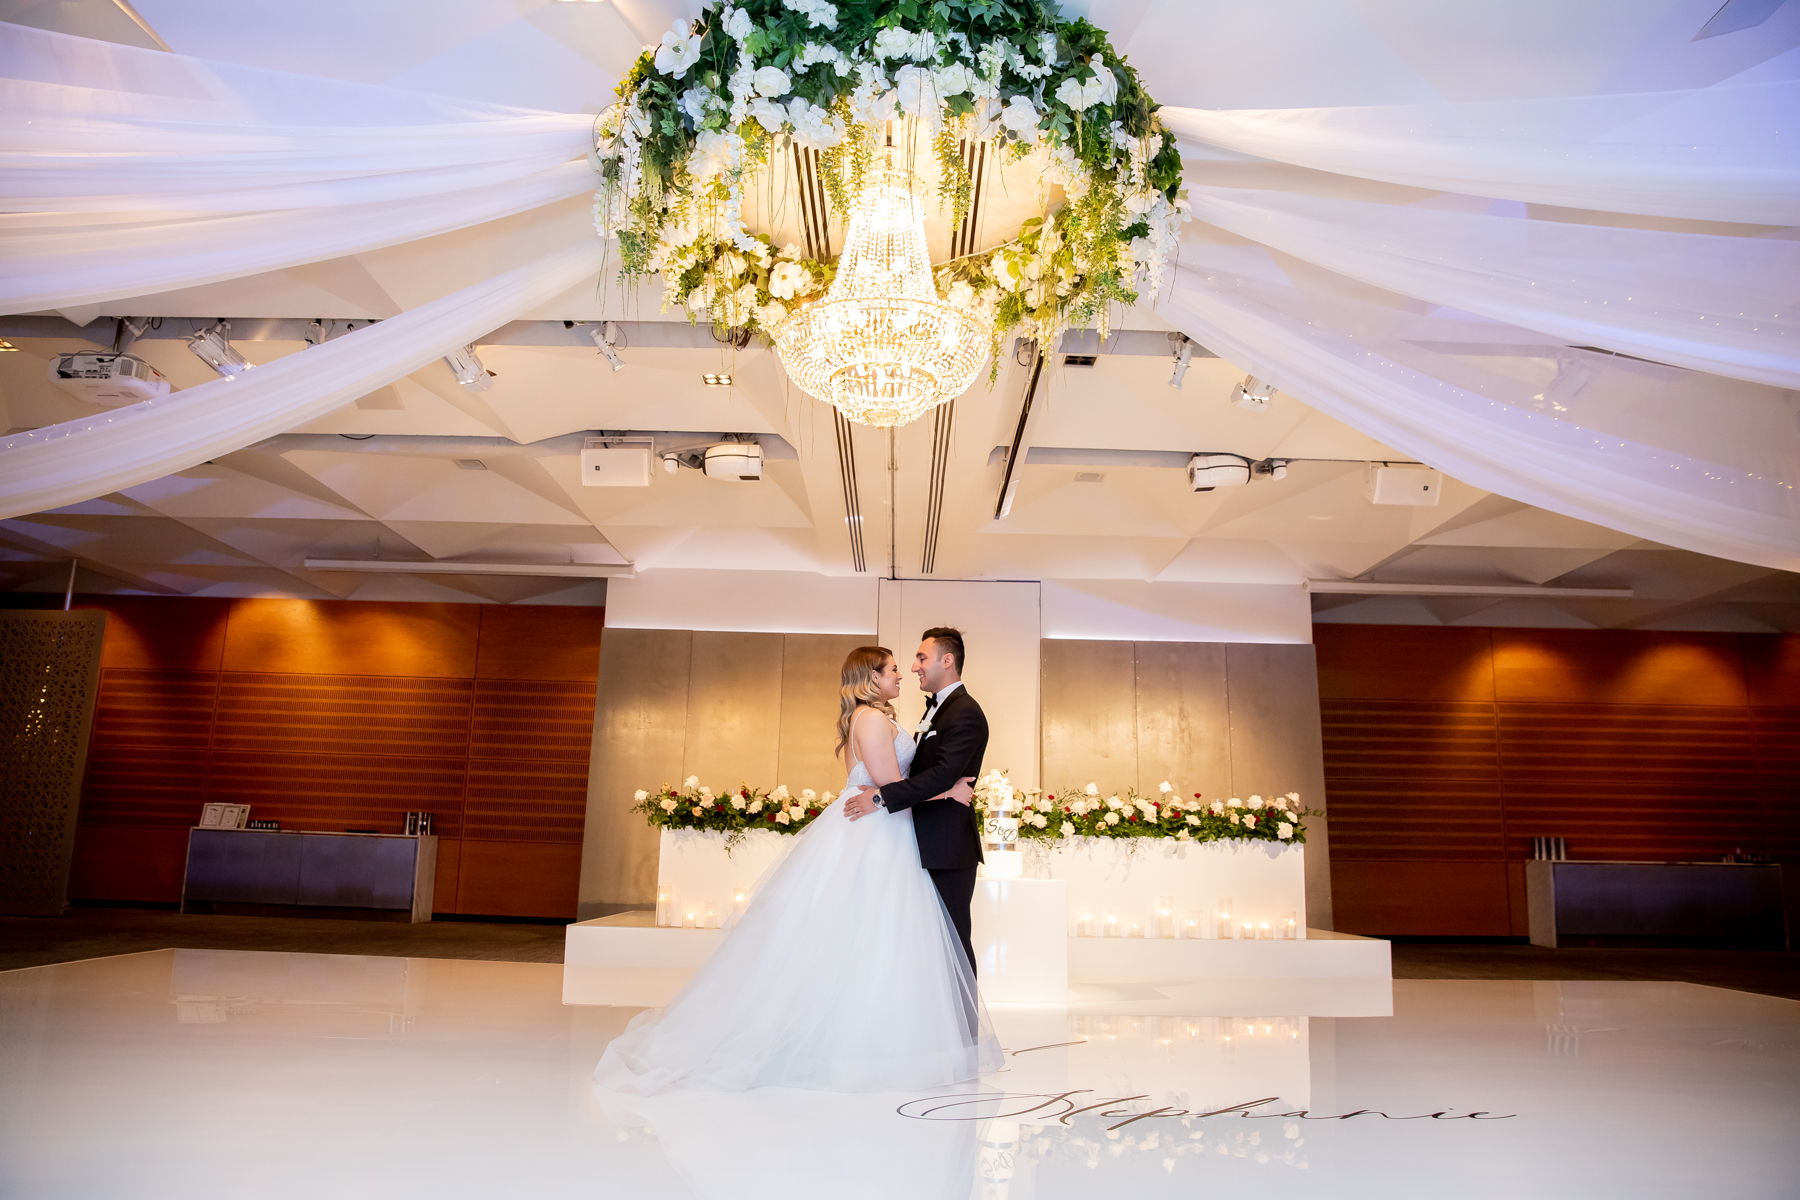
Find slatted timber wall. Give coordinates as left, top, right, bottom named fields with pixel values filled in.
left=1315, top=625, right=1800, bottom=937
left=51, top=595, right=602, bottom=918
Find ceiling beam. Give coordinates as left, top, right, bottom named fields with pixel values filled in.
left=1307, top=580, right=1633, bottom=598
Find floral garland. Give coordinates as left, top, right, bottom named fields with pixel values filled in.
left=974, top=771, right=1309, bottom=845
left=632, top=774, right=1306, bottom=849
left=590, top=0, right=1187, bottom=355
left=632, top=778, right=835, bottom=848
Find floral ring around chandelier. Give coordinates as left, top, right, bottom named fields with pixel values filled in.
left=588, top=0, right=1189, bottom=428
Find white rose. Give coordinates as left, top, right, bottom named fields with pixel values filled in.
left=698, top=786, right=713, bottom=798
left=654, top=27, right=703, bottom=76
left=1249, top=795, right=1263, bottom=806
left=776, top=811, right=791, bottom=825
left=999, top=95, right=1040, bottom=136
left=1085, top=783, right=1099, bottom=797
left=692, top=805, right=705, bottom=816
left=895, top=64, right=935, bottom=116
left=748, top=95, right=786, bottom=132
left=1176, top=828, right=1191, bottom=841
left=1244, top=814, right=1258, bottom=829
left=1278, top=822, right=1294, bottom=840
left=1105, top=796, right=1121, bottom=810
left=660, top=798, right=677, bottom=812
left=730, top=795, right=746, bottom=810
left=1060, top=821, right=1075, bottom=836
left=1210, top=801, right=1225, bottom=815
left=872, top=26, right=912, bottom=60
left=754, top=66, right=791, bottom=97
left=773, top=785, right=790, bottom=800
left=749, top=799, right=763, bottom=813
left=722, top=6, right=752, bottom=40
left=1032, top=815, right=1048, bottom=829
left=933, top=61, right=974, bottom=97
left=684, top=776, right=700, bottom=788
left=634, top=790, right=649, bottom=802
left=801, top=789, right=816, bottom=801
left=1104, top=812, right=1120, bottom=826
left=946, top=279, right=975, bottom=309
left=822, top=790, right=836, bottom=803
left=1229, top=813, right=1240, bottom=826
left=1158, top=781, right=1173, bottom=794
left=1185, top=815, right=1199, bottom=826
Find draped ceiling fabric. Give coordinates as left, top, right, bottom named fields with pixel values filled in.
left=1, top=18, right=1797, bottom=569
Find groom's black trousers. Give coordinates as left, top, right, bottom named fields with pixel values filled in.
left=928, top=866, right=979, bottom=978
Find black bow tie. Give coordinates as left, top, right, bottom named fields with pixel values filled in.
left=924, top=694, right=940, bottom=710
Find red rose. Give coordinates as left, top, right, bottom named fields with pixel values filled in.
left=1127, top=815, right=1138, bottom=823
left=808, top=808, right=819, bottom=818
left=766, top=813, right=776, bottom=822
left=1193, top=793, right=1202, bottom=799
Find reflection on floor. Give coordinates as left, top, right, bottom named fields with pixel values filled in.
left=1, top=950, right=1796, bottom=1198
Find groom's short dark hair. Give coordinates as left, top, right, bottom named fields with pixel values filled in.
left=922, top=627, right=964, bottom=673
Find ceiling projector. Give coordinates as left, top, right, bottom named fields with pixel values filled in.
left=47, top=353, right=170, bottom=407
left=1188, top=453, right=1250, bottom=492
left=703, top=443, right=763, bottom=481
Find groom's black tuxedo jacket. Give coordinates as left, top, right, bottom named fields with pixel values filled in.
left=877, top=685, right=987, bottom=870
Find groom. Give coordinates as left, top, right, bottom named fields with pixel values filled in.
left=842, top=627, right=988, bottom=976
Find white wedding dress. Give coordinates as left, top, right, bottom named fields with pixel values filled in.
left=595, top=715, right=1001, bottom=1094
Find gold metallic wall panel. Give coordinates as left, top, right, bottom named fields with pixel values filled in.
left=776, top=633, right=878, bottom=792
left=1133, top=641, right=1231, bottom=800
left=682, top=632, right=784, bottom=790
left=1039, top=640, right=1137, bottom=792
left=581, top=628, right=691, bottom=914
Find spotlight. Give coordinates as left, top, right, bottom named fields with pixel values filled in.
left=1232, top=375, right=1275, bottom=411
left=443, top=345, right=494, bottom=392
left=0, top=339, right=19, bottom=352
left=187, top=321, right=251, bottom=378
left=589, top=321, right=626, bottom=372
left=1167, top=334, right=1194, bottom=389
left=702, top=373, right=733, bottom=386
left=1252, top=458, right=1289, bottom=481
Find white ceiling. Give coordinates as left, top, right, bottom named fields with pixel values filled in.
left=3, top=0, right=1798, bottom=631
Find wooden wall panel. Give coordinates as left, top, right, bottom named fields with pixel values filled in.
left=1316, top=625, right=1800, bottom=937
left=212, top=674, right=473, bottom=758
left=82, top=597, right=229, bottom=671
left=221, top=599, right=480, bottom=678
left=1314, top=624, right=1492, bottom=702
left=1040, top=640, right=1138, bottom=790
left=476, top=605, right=604, bottom=682
left=1331, top=860, right=1512, bottom=937
left=1492, top=630, right=1748, bottom=706
left=68, top=596, right=603, bottom=916
left=581, top=628, right=691, bottom=915
left=682, top=631, right=783, bottom=789
left=457, top=841, right=581, bottom=918
left=776, top=633, right=879, bottom=792
left=1133, top=641, right=1231, bottom=799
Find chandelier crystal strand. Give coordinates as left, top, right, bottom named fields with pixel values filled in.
left=773, top=166, right=992, bottom=429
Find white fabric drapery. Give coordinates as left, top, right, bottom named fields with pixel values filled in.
left=1163, top=82, right=1800, bottom=225
left=1157, top=240, right=1800, bottom=572
left=1, top=160, right=595, bottom=312
left=0, top=23, right=595, bottom=212
left=1185, top=185, right=1800, bottom=390
left=0, top=238, right=605, bottom=520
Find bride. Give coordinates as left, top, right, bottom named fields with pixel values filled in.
left=594, top=645, right=1002, bottom=1093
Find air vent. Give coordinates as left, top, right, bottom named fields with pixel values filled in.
left=454, top=459, right=487, bottom=471
left=1063, top=354, right=1097, bottom=367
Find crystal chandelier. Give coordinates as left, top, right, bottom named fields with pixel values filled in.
left=773, top=166, right=992, bottom=428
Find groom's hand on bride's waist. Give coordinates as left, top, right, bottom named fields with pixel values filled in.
left=841, top=786, right=879, bottom=821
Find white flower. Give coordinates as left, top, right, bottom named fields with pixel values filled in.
left=1210, top=800, right=1225, bottom=815
left=749, top=799, right=763, bottom=813
left=1249, top=795, right=1263, bottom=806
left=721, top=6, right=753, bottom=39
left=822, top=790, right=836, bottom=803
left=1037, top=31, right=1061, bottom=68
left=946, top=279, right=975, bottom=309
left=1158, top=781, right=1173, bottom=794
left=634, top=789, right=649, bottom=802
left=1185, top=815, right=1199, bottom=826
left=1032, top=814, right=1048, bottom=829
left=678, top=87, right=710, bottom=125
left=872, top=26, right=913, bottom=60
left=1229, top=813, right=1240, bottom=826
left=933, top=62, right=974, bottom=97
left=1052, top=55, right=1119, bottom=113
left=691, top=805, right=705, bottom=816
left=660, top=798, right=677, bottom=812
left=776, top=810, right=791, bottom=825
left=787, top=0, right=838, bottom=30
left=1104, top=811, right=1120, bottom=826
left=768, top=261, right=810, bottom=299
left=999, top=95, right=1040, bottom=137
left=754, top=66, right=791, bottom=97
left=1084, top=782, right=1099, bottom=797
left=1278, top=822, right=1294, bottom=840
left=689, top=129, right=733, bottom=180
left=698, top=785, right=713, bottom=798
left=1176, top=827, right=1191, bottom=841
left=1243, top=814, right=1258, bottom=829
left=1058, top=821, right=1073, bottom=836
left=730, top=795, right=746, bottom=811
left=800, top=788, right=816, bottom=801
left=772, top=785, right=789, bottom=800
left=654, top=26, right=703, bottom=76
left=894, top=65, right=936, bottom=117
left=1286, top=791, right=1300, bottom=803
left=1105, top=795, right=1121, bottom=810
left=684, top=775, right=699, bottom=788
left=787, top=96, right=844, bottom=148
left=748, top=96, right=787, bottom=132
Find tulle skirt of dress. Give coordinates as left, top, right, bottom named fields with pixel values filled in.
left=594, top=800, right=1002, bottom=1094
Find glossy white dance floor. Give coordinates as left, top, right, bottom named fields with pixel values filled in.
left=2, top=950, right=1796, bottom=1199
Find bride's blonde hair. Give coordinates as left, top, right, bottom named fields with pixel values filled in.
left=835, top=646, right=897, bottom=757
